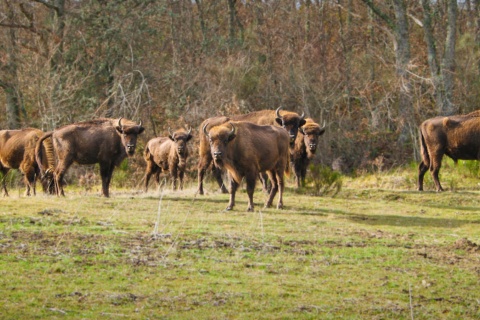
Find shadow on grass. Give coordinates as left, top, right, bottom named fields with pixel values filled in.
left=333, top=209, right=475, bottom=228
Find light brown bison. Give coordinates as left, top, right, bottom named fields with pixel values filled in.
left=197, top=107, right=305, bottom=195
left=203, top=121, right=290, bottom=211
left=291, top=118, right=326, bottom=188
left=0, top=128, right=55, bottom=196
left=418, top=110, right=480, bottom=191
left=144, top=127, right=192, bottom=191
left=35, top=118, right=144, bottom=197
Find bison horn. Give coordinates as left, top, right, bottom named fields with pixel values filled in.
left=275, top=106, right=283, bottom=119
left=186, top=126, right=192, bottom=135
left=118, top=117, right=123, bottom=129
left=168, top=127, right=175, bottom=140
left=138, top=120, right=142, bottom=127
left=229, top=122, right=236, bottom=137
left=320, top=120, right=326, bottom=130
left=299, top=111, right=305, bottom=120
left=202, top=122, right=209, bottom=137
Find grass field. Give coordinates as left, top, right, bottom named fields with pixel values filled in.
left=0, top=166, right=479, bottom=319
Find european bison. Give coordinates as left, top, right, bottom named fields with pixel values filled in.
left=35, top=118, right=144, bottom=197
left=203, top=121, right=290, bottom=211
left=291, top=118, right=326, bottom=188
left=418, top=110, right=480, bottom=191
left=0, top=128, right=55, bottom=196
left=197, top=107, right=305, bottom=195
left=144, top=127, right=192, bottom=191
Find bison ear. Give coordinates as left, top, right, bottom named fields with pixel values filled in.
left=299, top=119, right=307, bottom=127
left=115, top=126, right=124, bottom=134
left=275, top=117, right=283, bottom=126
left=318, top=127, right=326, bottom=136
left=228, top=133, right=236, bottom=142
left=168, top=134, right=175, bottom=141
left=138, top=126, right=145, bottom=134
left=186, top=134, right=193, bottom=141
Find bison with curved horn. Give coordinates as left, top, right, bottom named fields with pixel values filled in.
left=36, top=118, right=144, bottom=197
left=203, top=121, right=290, bottom=212
left=0, top=128, right=55, bottom=196
left=144, top=126, right=192, bottom=191
left=291, top=118, right=326, bottom=188
left=197, top=106, right=305, bottom=195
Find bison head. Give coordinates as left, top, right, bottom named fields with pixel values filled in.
left=168, top=127, right=192, bottom=157
left=116, top=118, right=145, bottom=156
left=275, top=106, right=306, bottom=147
left=203, top=122, right=236, bottom=167
left=299, top=119, right=326, bottom=156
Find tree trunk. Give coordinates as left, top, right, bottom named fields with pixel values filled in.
left=392, top=0, right=413, bottom=142
left=441, top=0, right=458, bottom=115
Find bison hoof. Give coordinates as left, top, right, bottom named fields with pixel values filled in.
left=247, top=207, right=254, bottom=212
left=226, top=206, right=233, bottom=211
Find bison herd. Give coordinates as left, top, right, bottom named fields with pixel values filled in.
left=2, top=108, right=478, bottom=210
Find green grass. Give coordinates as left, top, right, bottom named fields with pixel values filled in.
left=0, top=166, right=479, bottom=319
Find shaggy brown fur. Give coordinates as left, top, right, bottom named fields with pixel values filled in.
left=0, top=128, right=55, bottom=196
left=197, top=107, right=305, bottom=195
left=291, top=118, right=326, bottom=188
left=418, top=112, right=480, bottom=191
left=204, top=121, right=290, bottom=212
left=35, top=118, right=144, bottom=197
left=144, top=128, right=192, bottom=191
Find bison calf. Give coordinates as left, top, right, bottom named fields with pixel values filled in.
left=291, top=118, right=326, bottom=188
left=418, top=110, right=480, bottom=191
left=36, top=118, right=144, bottom=197
left=203, top=121, right=290, bottom=212
left=0, top=128, right=55, bottom=196
left=144, top=128, right=192, bottom=191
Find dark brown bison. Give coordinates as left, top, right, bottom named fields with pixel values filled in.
left=35, top=118, right=144, bottom=197
left=203, top=121, right=290, bottom=211
left=197, top=107, right=305, bottom=195
left=0, top=128, right=55, bottom=196
left=144, top=127, right=192, bottom=191
left=291, top=118, right=326, bottom=188
left=418, top=110, right=480, bottom=191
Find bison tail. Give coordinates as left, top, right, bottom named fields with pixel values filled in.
left=144, top=145, right=151, bottom=160
left=35, top=131, right=54, bottom=176
left=419, top=128, right=430, bottom=167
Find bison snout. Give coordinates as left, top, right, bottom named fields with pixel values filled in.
left=126, top=144, right=136, bottom=155
left=213, top=151, right=222, bottom=160
left=309, top=144, right=317, bottom=151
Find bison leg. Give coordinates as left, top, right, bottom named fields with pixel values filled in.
left=227, top=176, right=238, bottom=211
left=179, top=169, right=185, bottom=190
left=264, top=171, right=279, bottom=209
left=0, top=167, right=10, bottom=197
left=418, top=161, right=429, bottom=191
left=99, top=162, right=115, bottom=197
left=144, top=160, right=159, bottom=192
left=171, top=166, right=178, bottom=190
left=276, top=170, right=285, bottom=209
left=430, top=155, right=444, bottom=192
left=245, top=175, right=257, bottom=212
left=23, top=168, right=37, bottom=196
left=197, top=155, right=211, bottom=195
left=300, top=161, right=308, bottom=188
left=293, top=161, right=302, bottom=189
left=55, top=156, right=75, bottom=196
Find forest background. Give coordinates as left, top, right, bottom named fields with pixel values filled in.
left=1, top=0, right=479, bottom=174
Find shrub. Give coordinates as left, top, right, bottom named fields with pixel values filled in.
left=303, top=164, right=342, bottom=196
